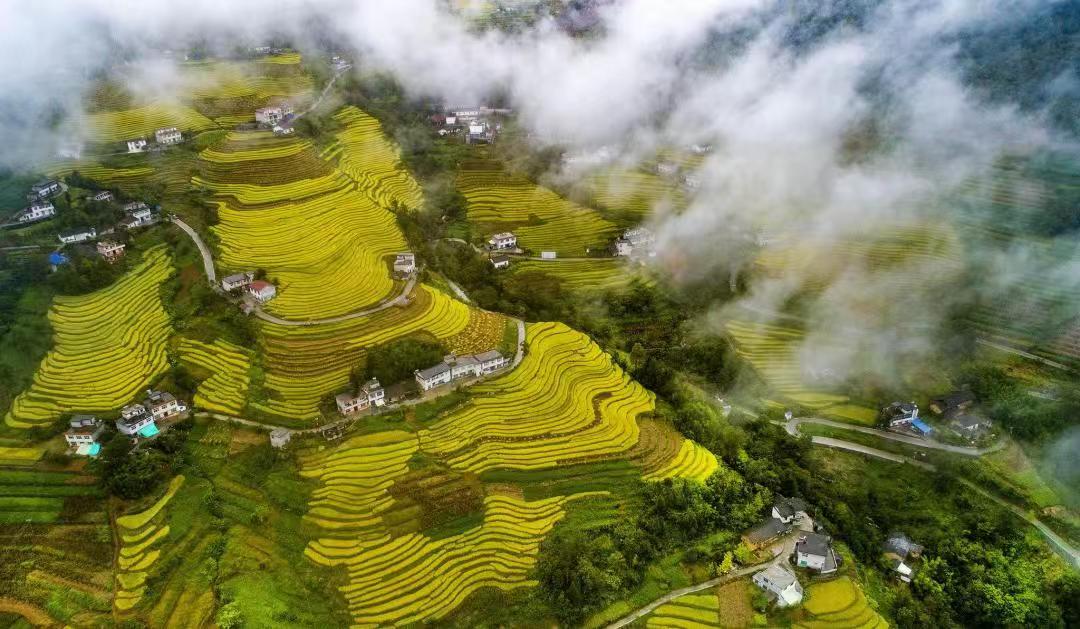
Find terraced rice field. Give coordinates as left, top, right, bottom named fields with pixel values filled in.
left=83, top=103, right=217, bottom=144
left=510, top=258, right=648, bottom=293
left=445, top=308, right=510, bottom=355
left=580, top=167, right=686, bottom=220
left=795, top=576, right=888, bottom=629
left=114, top=476, right=185, bottom=613
left=724, top=319, right=849, bottom=411
left=458, top=161, right=618, bottom=256
left=182, top=59, right=314, bottom=124
left=0, top=447, right=44, bottom=468
left=257, top=286, right=471, bottom=421
left=177, top=338, right=253, bottom=415
left=647, top=593, right=721, bottom=628
left=642, top=439, right=718, bottom=483
left=307, top=489, right=584, bottom=626
left=418, top=322, right=662, bottom=473
left=45, top=161, right=155, bottom=192
left=326, top=107, right=424, bottom=210
left=5, top=247, right=173, bottom=428
left=199, top=126, right=409, bottom=319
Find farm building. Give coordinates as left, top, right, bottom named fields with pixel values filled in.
left=14, top=202, right=55, bottom=223
left=92, top=190, right=114, bottom=202
left=248, top=280, right=277, bottom=302
left=120, top=203, right=155, bottom=229
left=540, top=251, right=557, bottom=260
left=335, top=378, right=386, bottom=415
left=881, top=401, right=919, bottom=427
left=466, top=121, right=494, bottom=144
left=613, top=227, right=656, bottom=257
left=414, top=351, right=507, bottom=391
left=393, top=252, right=416, bottom=275
left=272, top=124, right=294, bottom=136
left=221, top=271, right=254, bottom=291
left=58, top=227, right=97, bottom=244
left=270, top=428, right=291, bottom=449
left=154, top=127, right=182, bottom=145
left=743, top=517, right=790, bottom=550
left=96, top=240, right=126, bottom=263
left=929, top=391, right=975, bottom=416
left=31, top=180, right=62, bottom=198
left=127, top=139, right=148, bottom=153
left=490, top=254, right=511, bottom=270
left=772, top=495, right=808, bottom=524
left=795, top=532, right=838, bottom=574
left=255, top=102, right=294, bottom=125
left=64, top=415, right=105, bottom=455
left=145, top=390, right=186, bottom=421
left=883, top=532, right=923, bottom=583
left=950, top=413, right=991, bottom=438
left=116, top=404, right=157, bottom=438
left=48, top=251, right=69, bottom=271
left=488, top=232, right=517, bottom=250
left=753, top=564, right=803, bottom=607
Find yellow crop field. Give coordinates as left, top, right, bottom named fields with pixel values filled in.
left=45, top=161, right=154, bottom=191
left=114, top=476, right=184, bottom=613
left=418, top=322, right=655, bottom=472
left=445, top=308, right=510, bottom=355
left=330, top=107, right=424, bottom=210
left=510, top=258, right=649, bottom=292
left=198, top=129, right=409, bottom=320
left=647, top=593, right=721, bottom=628
left=177, top=338, right=252, bottom=415
left=724, top=319, right=849, bottom=411
left=84, top=103, right=216, bottom=144
left=0, top=446, right=45, bottom=467
left=257, top=286, right=471, bottom=421
left=797, top=576, right=888, bottom=629
left=458, top=162, right=618, bottom=256
left=643, top=439, right=718, bottom=483
left=5, top=247, right=173, bottom=428
left=307, top=493, right=580, bottom=627
left=582, top=167, right=687, bottom=219
left=260, top=52, right=302, bottom=65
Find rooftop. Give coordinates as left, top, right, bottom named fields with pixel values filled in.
left=491, top=232, right=515, bottom=239
left=796, top=532, right=832, bottom=557
left=475, top=350, right=504, bottom=362
left=745, top=517, right=788, bottom=544
left=416, top=362, right=452, bottom=380
left=249, top=280, right=273, bottom=291
left=756, top=564, right=797, bottom=589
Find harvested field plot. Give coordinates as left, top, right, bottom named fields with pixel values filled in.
left=6, top=247, right=173, bottom=427
left=647, top=593, right=721, bottom=628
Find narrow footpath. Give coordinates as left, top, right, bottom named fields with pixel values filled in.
left=170, top=217, right=216, bottom=284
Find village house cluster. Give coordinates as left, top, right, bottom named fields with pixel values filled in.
left=335, top=378, right=386, bottom=415
left=221, top=271, right=277, bottom=303
left=881, top=389, right=991, bottom=442
left=127, top=127, right=184, bottom=154
left=118, top=390, right=187, bottom=440
left=613, top=226, right=656, bottom=258
left=11, top=179, right=62, bottom=225
left=432, top=107, right=511, bottom=144
left=63, top=415, right=105, bottom=456
left=414, top=351, right=509, bottom=391
left=255, top=101, right=295, bottom=135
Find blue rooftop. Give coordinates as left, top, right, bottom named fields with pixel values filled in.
left=911, top=418, right=933, bottom=434
left=48, top=252, right=68, bottom=265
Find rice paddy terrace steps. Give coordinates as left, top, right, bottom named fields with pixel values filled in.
left=5, top=246, right=174, bottom=428
left=458, top=160, right=618, bottom=256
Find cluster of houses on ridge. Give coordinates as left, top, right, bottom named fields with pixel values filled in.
left=742, top=495, right=926, bottom=609
left=254, top=101, right=295, bottom=136
left=63, top=390, right=187, bottom=456
left=432, top=107, right=511, bottom=144
left=880, top=389, right=993, bottom=443
left=414, top=351, right=510, bottom=391
left=127, top=127, right=184, bottom=153
left=480, top=226, right=656, bottom=268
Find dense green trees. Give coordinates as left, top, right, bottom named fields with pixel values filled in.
left=356, top=337, right=447, bottom=389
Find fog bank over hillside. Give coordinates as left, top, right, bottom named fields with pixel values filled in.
left=1, top=0, right=1077, bottom=393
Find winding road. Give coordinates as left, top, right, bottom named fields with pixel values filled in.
left=788, top=421, right=1080, bottom=570
left=784, top=417, right=1005, bottom=456
left=170, top=217, right=216, bottom=283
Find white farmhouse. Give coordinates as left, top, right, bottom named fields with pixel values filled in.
left=64, top=415, right=105, bottom=453
left=415, top=361, right=453, bottom=391
left=795, top=532, right=838, bottom=574
left=92, top=191, right=114, bottom=202
left=488, top=232, right=517, bottom=250
left=393, top=252, right=417, bottom=275
left=335, top=378, right=386, bottom=415
left=154, top=127, right=182, bottom=145
left=96, top=240, right=126, bottom=263
left=753, top=565, right=803, bottom=607
left=270, top=428, right=291, bottom=449
left=117, top=404, right=156, bottom=437
left=540, top=251, right=557, bottom=260
left=15, top=202, right=55, bottom=223
left=475, top=350, right=509, bottom=374
left=31, top=180, right=62, bottom=199
left=247, top=280, right=277, bottom=302
left=58, top=227, right=97, bottom=244
left=127, top=139, right=148, bottom=153
left=490, top=254, right=511, bottom=270
left=255, top=102, right=294, bottom=125
left=882, top=401, right=919, bottom=428
left=145, top=390, right=186, bottom=421
left=221, top=271, right=254, bottom=292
